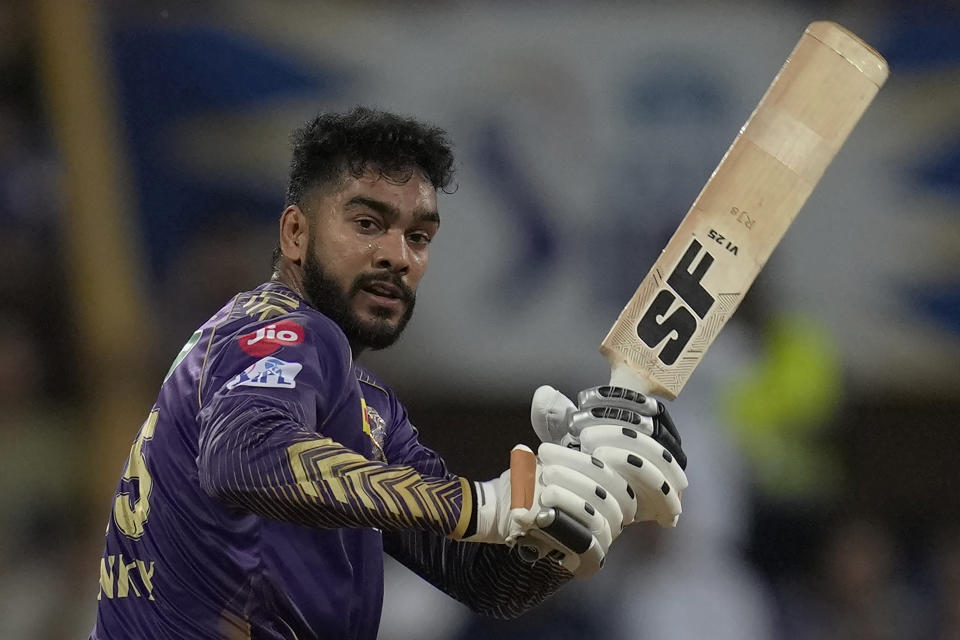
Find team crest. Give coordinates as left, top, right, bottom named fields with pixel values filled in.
left=363, top=402, right=387, bottom=461
left=227, top=357, right=302, bottom=390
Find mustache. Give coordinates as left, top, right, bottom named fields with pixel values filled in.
left=349, top=272, right=415, bottom=304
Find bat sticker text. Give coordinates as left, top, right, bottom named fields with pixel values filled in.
left=707, top=228, right=739, bottom=255
left=635, top=239, right=717, bottom=365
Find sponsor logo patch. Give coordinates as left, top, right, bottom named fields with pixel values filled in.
left=226, top=356, right=302, bottom=390
left=238, top=320, right=305, bottom=356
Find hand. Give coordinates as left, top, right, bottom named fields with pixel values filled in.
left=530, top=385, right=689, bottom=527
left=462, top=445, right=633, bottom=577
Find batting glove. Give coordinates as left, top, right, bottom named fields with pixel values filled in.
left=461, top=445, right=632, bottom=577
left=530, top=385, right=689, bottom=527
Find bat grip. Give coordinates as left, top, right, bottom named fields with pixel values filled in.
left=510, top=445, right=543, bottom=562
left=609, top=365, right=683, bottom=503
left=510, top=446, right=594, bottom=563
left=509, top=445, right=536, bottom=509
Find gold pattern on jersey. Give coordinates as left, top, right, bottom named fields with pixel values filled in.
left=450, top=476, right=473, bottom=539
left=242, top=290, right=300, bottom=321
left=285, top=438, right=465, bottom=534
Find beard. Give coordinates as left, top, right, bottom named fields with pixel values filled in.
left=301, top=248, right=416, bottom=352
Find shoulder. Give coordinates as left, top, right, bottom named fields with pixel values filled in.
left=352, top=365, right=446, bottom=473
left=355, top=365, right=408, bottom=434
left=216, top=282, right=351, bottom=361
left=197, top=283, right=354, bottom=403
left=354, top=366, right=397, bottom=402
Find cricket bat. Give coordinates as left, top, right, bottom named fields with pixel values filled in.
left=601, top=21, right=887, bottom=399
left=510, top=21, right=887, bottom=558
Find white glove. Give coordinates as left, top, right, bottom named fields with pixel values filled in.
left=530, top=385, right=689, bottom=527
left=460, top=445, right=539, bottom=547
left=462, top=445, right=632, bottom=578
left=530, top=442, right=638, bottom=576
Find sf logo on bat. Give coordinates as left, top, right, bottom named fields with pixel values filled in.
left=636, top=238, right=718, bottom=366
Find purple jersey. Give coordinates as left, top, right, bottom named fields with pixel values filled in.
left=93, top=282, right=570, bottom=639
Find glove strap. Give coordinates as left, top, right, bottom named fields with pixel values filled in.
left=465, top=479, right=500, bottom=543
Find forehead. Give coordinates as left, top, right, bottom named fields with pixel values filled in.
left=319, top=168, right=437, bottom=212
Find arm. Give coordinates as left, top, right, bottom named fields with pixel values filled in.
left=197, top=391, right=474, bottom=538
left=380, top=402, right=574, bottom=617
left=382, top=383, right=691, bottom=614
left=196, top=325, right=607, bottom=563
left=195, top=315, right=476, bottom=538
left=383, top=529, right=571, bottom=620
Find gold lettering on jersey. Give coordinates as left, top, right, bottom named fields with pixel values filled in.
left=243, top=291, right=299, bottom=321
left=117, top=556, right=141, bottom=598
left=98, top=554, right=156, bottom=601
left=137, top=560, right=156, bottom=598
left=99, top=555, right=115, bottom=599
left=114, top=410, right=160, bottom=539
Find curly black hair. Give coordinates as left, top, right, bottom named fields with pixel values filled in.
left=285, top=106, right=456, bottom=207
left=272, top=107, right=455, bottom=270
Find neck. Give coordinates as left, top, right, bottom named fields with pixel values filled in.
left=272, top=258, right=308, bottom=302
left=271, top=258, right=367, bottom=359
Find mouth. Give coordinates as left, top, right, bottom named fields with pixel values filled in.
left=362, top=281, right=403, bottom=300
left=357, top=280, right=407, bottom=311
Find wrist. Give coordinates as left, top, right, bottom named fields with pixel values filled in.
left=449, top=476, right=479, bottom=540
left=454, top=478, right=503, bottom=543
left=472, top=479, right=502, bottom=543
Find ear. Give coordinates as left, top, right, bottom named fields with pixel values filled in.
left=279, top=205, right=309, bottom=265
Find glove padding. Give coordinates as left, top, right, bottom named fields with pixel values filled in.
left=531, top=385, right=688, bottom=527
left=530, top=442, right=637, bottom=576
left=462, top=444, right=633, bottom=577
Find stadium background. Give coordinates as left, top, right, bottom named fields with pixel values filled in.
left=1, top=0, right=958, bottom=637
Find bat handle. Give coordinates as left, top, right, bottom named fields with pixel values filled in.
left=510, top=445, right=536, bottom=509
left=608, top=362, right=657, bottom=397
left=510, top=445, right=543, bottom=561
left=510, top=445, right=594, bottom=562
left=609, top=364, right=683, bottom=505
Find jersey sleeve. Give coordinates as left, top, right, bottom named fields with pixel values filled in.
left=195, top=313, right=478, bottom=539
left=380, top=394, right=575, bottom=617
left=380, top=393, right=449, bottom=478
left=383, top=530, right=573, bottom=619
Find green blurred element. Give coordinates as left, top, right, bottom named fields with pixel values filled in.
left=723, top=314, right=843, bottom=499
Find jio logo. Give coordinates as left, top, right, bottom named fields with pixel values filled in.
left=238, top=320, right=305, bottom=356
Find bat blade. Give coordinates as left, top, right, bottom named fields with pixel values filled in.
left=601, top=21, right=888, bottom=399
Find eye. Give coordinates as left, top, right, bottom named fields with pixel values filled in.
left=407, top=231, right=433, bottom=247
left=355, top=217, right=382, bottom=233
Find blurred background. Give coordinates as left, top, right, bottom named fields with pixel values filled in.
left=1, top=0, right=958, bottom=637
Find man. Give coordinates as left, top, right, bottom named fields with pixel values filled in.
left=92, top=107, right=688, bottom=639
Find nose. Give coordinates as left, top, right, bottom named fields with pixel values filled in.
left=373, top=230, right=410, bottom=275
